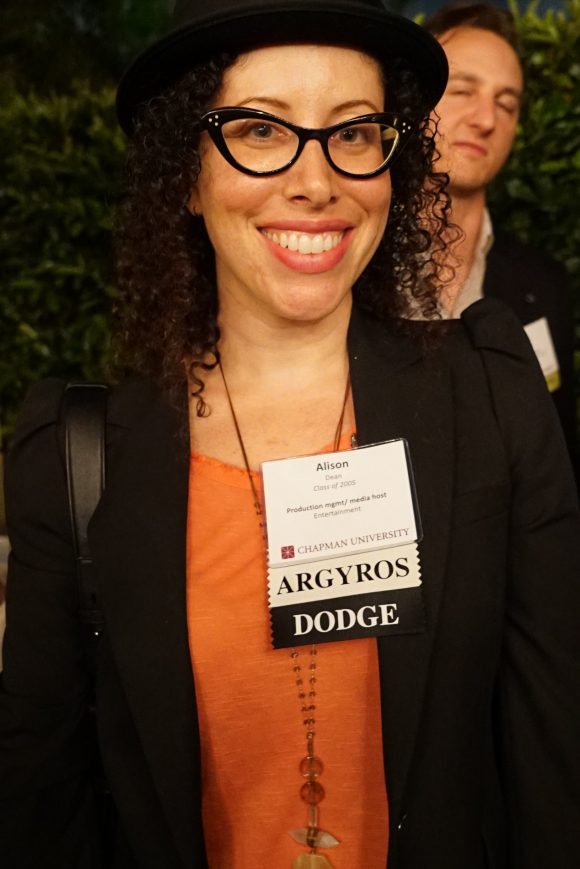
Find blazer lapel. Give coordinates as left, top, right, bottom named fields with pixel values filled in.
left=348, top=309, right=455, bottom=827
left=88, top=384, right=202, bottom=867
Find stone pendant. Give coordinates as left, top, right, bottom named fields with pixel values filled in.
left=292, top=853, right=334, bottom=869
left=289, top=829, right=340, bottom=849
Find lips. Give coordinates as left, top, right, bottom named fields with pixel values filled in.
left=454, top=141, right=488, bottom=156
left=259, top=223, right=353, bottom=273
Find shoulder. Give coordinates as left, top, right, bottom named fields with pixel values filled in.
left=349, top=300, right=546, bottom=434
left=9, top=377, right=66, bottom=446
left=6, top=378, right=163, bottom=562
left=445, top=298, right=548, bottom=414
left=484, top=230, right=574, bottom=388
left=349, top=298, right=538, bottom=375
left=457, top=297, right=547, bottom=404
left=459, top=300, right=576, bottom=498
left=9, top=377, right=162, bottom=450
left=459, top=296, right=539, bottom=360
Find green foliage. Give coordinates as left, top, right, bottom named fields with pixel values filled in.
left=0, top=86, right=125, bottom=441
left=0, top=0, right=172, bottom=92
left=489, top=0, right=580, bottom=298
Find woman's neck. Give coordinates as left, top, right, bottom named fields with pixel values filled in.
left=216, top=291, right=352, bottom=392
left=189, top=292, right=355, bottom=468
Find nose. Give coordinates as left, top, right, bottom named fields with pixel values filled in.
left=467, top=95, right=497, bottom=135
left=283, top=139, right=338, bottom=207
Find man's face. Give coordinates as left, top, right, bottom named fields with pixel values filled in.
left=433, top=26, right=523, bottom=196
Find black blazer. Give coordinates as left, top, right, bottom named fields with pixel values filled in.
left=484, top=230, right=577, bottom=470
left=1, top=300, right=579, bottom=869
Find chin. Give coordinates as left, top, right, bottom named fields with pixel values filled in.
left=272, top=285, right=351, bottom=324
left=449, top=162, right=498, bottom=193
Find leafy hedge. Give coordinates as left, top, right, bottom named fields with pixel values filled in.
left=488, top=0, right=580, bottom=303
left=0, top=0, right=579, bottom=443
left=0, top=87, right=124, bottom=441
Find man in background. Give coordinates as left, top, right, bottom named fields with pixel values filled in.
left=424, top=2, right=576, bottom=467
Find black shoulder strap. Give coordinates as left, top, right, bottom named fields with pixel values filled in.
left=63, top=383, right=108, bottom=674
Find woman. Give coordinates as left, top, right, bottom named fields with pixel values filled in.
left=1, top=1, right=579, bottom=867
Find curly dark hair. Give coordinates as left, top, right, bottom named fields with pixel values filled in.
left=114, top=50, right=451, bottom=415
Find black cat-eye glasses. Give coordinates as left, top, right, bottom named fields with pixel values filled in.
left=195, top=107, right=413, bottom=178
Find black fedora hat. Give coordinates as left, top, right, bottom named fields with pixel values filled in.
left=117, top=0, right=448, bottom=136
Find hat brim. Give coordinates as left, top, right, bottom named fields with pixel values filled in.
left=117, top=3, right=447, bottom=135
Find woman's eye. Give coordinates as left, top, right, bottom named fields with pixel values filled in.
left=224, top=120, right=282, bottom=140
left=241, top=121, right=290, bottom=143
left=248, top=123, right=274, bottom=139
left=338, top=127, right=362, bottom=143
left=334, top=126, right=374, bottom=147
left=333, top=125, right=380, bottom=148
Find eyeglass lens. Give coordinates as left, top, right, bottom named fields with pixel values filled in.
left=220, top=118, right=399, bottom=175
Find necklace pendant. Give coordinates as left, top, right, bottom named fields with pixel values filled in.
left=292, top=854, right=335, bottom=869
left=289, top=828, right=340, bottom=849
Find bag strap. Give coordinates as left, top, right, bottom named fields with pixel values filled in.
left=63, top=383, right=108, bottom=676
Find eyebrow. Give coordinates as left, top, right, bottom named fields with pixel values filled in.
left=234, top=96, right=382, bottom=114
left=448, top=73, right=522, bottom=101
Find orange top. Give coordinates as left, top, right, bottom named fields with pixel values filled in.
left=186, top=438, right=389, bottom=868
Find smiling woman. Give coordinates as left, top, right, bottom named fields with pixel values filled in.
left=1, top=1, right=579, bottom=868
left=114, top=34, right=447, bottom=419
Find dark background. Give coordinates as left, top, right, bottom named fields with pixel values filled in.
left=3, top=0, right=566, bottom=93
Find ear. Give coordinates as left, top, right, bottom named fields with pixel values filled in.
left=186, top=189, right=202, bottom=217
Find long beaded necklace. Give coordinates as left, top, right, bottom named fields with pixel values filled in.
left=218, top=360, right=350, bottom=869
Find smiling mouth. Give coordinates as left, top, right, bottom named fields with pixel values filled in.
left=261, top=229, right=345, bottom=255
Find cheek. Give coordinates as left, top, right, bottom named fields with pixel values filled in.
left=194, top=167, right=257, bottom=228
left=372, top=177, right=392, bottom=224
left=359, top=171, right=392, bottom=211
left=486, top=123, right=517, bottom=173
left=354, top=176, right=391, bottom=250
left=210, top=150, right=273, bottom=212
left=498, top=123, right=517, bottom=157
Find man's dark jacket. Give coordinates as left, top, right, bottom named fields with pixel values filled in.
left=484, top=229, right=577, bottom=470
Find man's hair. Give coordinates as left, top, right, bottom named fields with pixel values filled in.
left=423, top=2, right=520, bottom=54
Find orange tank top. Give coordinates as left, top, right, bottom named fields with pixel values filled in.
left=186, top=438, right=389, bottom=868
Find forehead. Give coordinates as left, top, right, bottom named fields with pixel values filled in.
left=217, top=44, right=385, bottom=105
left=440, top=26, right=523, bottom=92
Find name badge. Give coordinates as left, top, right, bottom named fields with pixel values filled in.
left=262, top=439, right=425, bottom=648
left=524, top=317, right=560, bottom=392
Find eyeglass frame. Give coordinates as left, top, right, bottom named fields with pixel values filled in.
left=194, top=107, right=413, bottom=179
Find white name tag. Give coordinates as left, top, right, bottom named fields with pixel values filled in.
left=262, top=440, right=425, bottom=647
left=524, top=317, right=560, bottom=392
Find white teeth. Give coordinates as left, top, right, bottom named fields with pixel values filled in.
left=263, top=230, right=344, bottom=254
left=311, top=234, right=324, bottom=254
